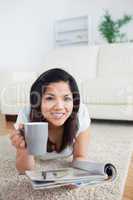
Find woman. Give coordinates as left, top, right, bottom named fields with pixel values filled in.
left=10, top=68, right=91, bottom=173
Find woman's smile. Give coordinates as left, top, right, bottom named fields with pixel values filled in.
left=51, top=112, right=65, bottom=119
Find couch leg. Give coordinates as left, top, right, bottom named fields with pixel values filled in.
left=5, top=115, right=17, bottom=122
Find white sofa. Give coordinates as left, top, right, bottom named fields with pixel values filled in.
left=0, top=72, right=37, bottom=115
left=1, top=43, right=133, bottom=121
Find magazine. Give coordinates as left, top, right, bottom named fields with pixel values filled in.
left=25, top=160, right=117, bottom=190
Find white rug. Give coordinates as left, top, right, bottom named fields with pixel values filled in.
left=0, top=121, right=133, bottom=200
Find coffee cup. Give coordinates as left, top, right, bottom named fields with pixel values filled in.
left=23, top=122, right=48, bottom=156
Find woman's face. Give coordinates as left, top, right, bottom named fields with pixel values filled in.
left=41, top=81, right=73, bottom=127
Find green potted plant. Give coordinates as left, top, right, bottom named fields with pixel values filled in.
left=98, top=11, right=133, bottom=43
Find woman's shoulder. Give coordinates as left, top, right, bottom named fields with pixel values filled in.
left=77, top=103, right=91, bottom=135
left=14, top=106, right=30, bottom=129
left=78, top=103, right=90, bottom=119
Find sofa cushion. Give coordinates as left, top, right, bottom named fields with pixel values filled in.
left=1, top=82, right=31, bottom=104
left=43, top=45, right=99, bottom=81
left=86, top=104, right=133, bottom=120
left=0, top=82, right=31, bottom=115
left=81, top=78, right=133, bottom=104
left=98, top=43, right=133, bottom=78
left=0, top=72, right=37, bottom=115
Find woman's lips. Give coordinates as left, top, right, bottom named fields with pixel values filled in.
left=51, top=112, right=65, bottom=119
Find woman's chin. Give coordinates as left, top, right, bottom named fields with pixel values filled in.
left=49, top=119, right=66, bottom=127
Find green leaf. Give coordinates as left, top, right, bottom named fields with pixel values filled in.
left=98, top=11, right=133, bottom=43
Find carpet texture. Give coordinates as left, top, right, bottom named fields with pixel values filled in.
left=0, top=122, right=133, bottom=200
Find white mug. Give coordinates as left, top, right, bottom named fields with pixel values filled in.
left=23, top=122, right=48, bottom=156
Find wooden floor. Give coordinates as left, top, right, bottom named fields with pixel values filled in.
left=0, top=114, right=14, bottom=135
left=123, top=155, right=133, bottom=200
left=0, top=114, right=133, bottom=200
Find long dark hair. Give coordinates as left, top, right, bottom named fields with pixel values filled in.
left=29, top=68, right=80, bottom=152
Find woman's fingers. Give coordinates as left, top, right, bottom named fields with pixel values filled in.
left=12, top=135, right=22, bottom=147
left=19, top=140, right=25, bottom=148
left=11, top=134, right=19, bottom=144
left=10, top=129, right=26, bottom=149
left=10, top=124, right=26, bottom=149
left=18, top=123, right=24, bottom=130
left=10, top=129, right=20, bottom=139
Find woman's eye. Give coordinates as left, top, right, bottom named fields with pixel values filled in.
left=45, top=96, right=54, bottom=101
left=64, top=97, right=72, bottom=101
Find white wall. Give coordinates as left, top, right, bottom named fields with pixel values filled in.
left=0, top=0, right=65, bottom=71
left=0, top=0, right=133, bottom=72
left=61, top=0, right=133, bottom=45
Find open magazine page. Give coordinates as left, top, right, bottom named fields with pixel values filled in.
left=71, top=160, right=117, bottom=181
left=26, top=168, right=107, bottom=181
left=26, top=169, right=107, bottom=190
left=25, top=161, right=117, bottom=190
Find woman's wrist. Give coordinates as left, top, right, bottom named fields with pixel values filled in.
left=16, top=148, right=35, bottom=173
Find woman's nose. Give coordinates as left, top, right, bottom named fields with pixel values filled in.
left=54, top=100, right=64, bottom=109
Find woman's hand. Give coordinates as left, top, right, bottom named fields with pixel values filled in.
left=10, top=124, right=26, bottom=150
left=10, top=124, right=35, bottom=173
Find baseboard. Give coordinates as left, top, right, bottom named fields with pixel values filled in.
left=91, top=118, right=133, bottom=125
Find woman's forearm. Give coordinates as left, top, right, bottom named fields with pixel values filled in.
left=16, top=149, right=35, bottom=173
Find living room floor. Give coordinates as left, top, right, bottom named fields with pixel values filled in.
left=0, top=114, right=133, bottom=200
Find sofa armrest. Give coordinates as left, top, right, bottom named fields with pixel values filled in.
left=1, top=81, right=32, bottom=115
